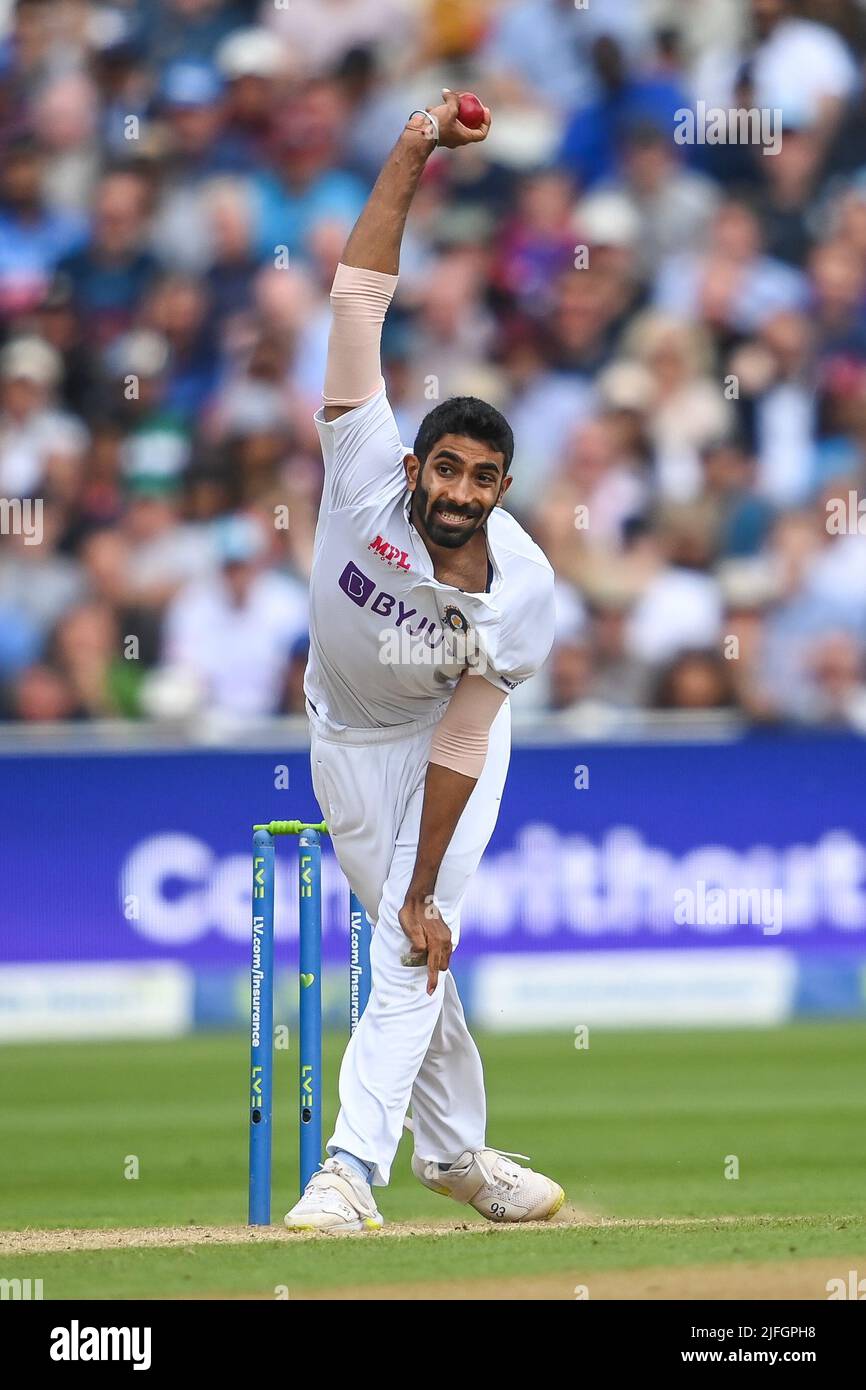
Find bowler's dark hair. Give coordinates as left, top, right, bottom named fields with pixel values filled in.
left=413, top=396, right=514, bottom=476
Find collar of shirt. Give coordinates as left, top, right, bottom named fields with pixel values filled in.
left=401, top=488, right=502, bottom=602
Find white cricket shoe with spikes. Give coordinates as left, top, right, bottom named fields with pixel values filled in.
left=412, top=1146, right=565, bottom=1223
left=283, top=1157, right=383, bottom=1233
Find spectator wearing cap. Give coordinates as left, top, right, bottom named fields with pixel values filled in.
left=216, top=27, right=295, bottom=163
left=159, top=512, right=308, bottom=718
left=0, top=136, right=87, bottom=317
left=157, top=58, right=255, bottom=177
left=0, top=336, right=82, bottom=498
left=251, top=80, right=368, bottom=266
left=583, top=591, right=652, bottom=711
left=150, top=59, right=250, bottom=274
left=121, top=464, right=215, bottom=611
left=58, top=168, right=159, bottom=347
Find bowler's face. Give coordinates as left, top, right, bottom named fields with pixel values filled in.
left=406, top=434, right=510, bottom=550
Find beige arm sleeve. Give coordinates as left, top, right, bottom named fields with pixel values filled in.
left=322, top=261, right=399, bottom=408
left=428, top=673, right=509, bottom=780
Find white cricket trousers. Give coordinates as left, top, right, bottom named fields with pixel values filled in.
left=307, top=696, right=511, bottom=1185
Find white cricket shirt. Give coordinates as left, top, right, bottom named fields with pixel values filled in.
left=305, top=386, right=555, bottom=731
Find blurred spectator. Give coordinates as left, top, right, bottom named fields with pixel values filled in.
left=58, top=168, right=158, bottom=347
left=159, top=513, right=308, bottom=718
left=121, top=472, right=214, bottom=609
left=651, top=648, right=739, bottom=710
left=48, top=597, right=138, bottom=718
left=700, top=439, right=775, bottom=556
left=804, top=630, right=866, bottom=729
left=730, top=310, right=816, bottom=505
left=263, top=0, right=420, bottom=81
left=557, top=35, right=688, bottom=190
left=625, top=509, right=724, bottom=665
left=480, top=0, right=648, bottom=114
left=149, top=59, right=251, bottom=274
left=605, top=123, right=721, bottom=277
left=32, top=70, right=101, bottom=216
left=0, top=335, right=79, bottom=497
left=251, top=81, right=369, bottom=265
left=490, top=170, right=577, bottom=314
left=146, top=0, right=247, bottom=69
left=697, top=0, right=860, bottom=139
left=623, top=312, right=733, bottom=501
left=0, top=136, right=86, bottom=317
left=654, top=197, right=809, bottom=335
left=216, top=27, right=296, bottom=159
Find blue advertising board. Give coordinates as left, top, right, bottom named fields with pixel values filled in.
left=2, top=734, right=865, bottom=967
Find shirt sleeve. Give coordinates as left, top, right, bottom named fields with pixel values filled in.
left=482, top=560, right=556, bottom=695
left=313, top=385, right=408, bottom=513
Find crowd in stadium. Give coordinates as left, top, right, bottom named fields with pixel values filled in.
left=2, top=0, right=866, bottom=730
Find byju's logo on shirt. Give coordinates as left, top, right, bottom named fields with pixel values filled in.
left=338, top=560, right=444, bottom=643
left=368, top=533, right=411, bottom=571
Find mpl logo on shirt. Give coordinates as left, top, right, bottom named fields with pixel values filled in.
left=368, top=533, right=411, bottom=571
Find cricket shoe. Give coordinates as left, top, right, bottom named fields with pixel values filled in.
left=283, top=1157, right=383, bottom=1233
left=412, top=1146, right=565, bottom=1223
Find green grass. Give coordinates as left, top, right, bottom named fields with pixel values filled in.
left=1, top=1023, right=864, bottom=1296
left=0, top=1218, right=860, bottom=1300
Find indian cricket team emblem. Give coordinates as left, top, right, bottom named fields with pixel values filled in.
left=443, top=604, right=469, bottom=634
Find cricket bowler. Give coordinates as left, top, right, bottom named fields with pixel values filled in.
left=284, top=90, right=565, bottom=1231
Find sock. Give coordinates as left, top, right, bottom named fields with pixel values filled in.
left=332, top=1149, right=373, bottom=1185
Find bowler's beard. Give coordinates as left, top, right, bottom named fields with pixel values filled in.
left=413, top=476, right=488, bottom=550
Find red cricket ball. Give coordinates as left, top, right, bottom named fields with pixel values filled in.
left=457, top=93, right=486, bottom=130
